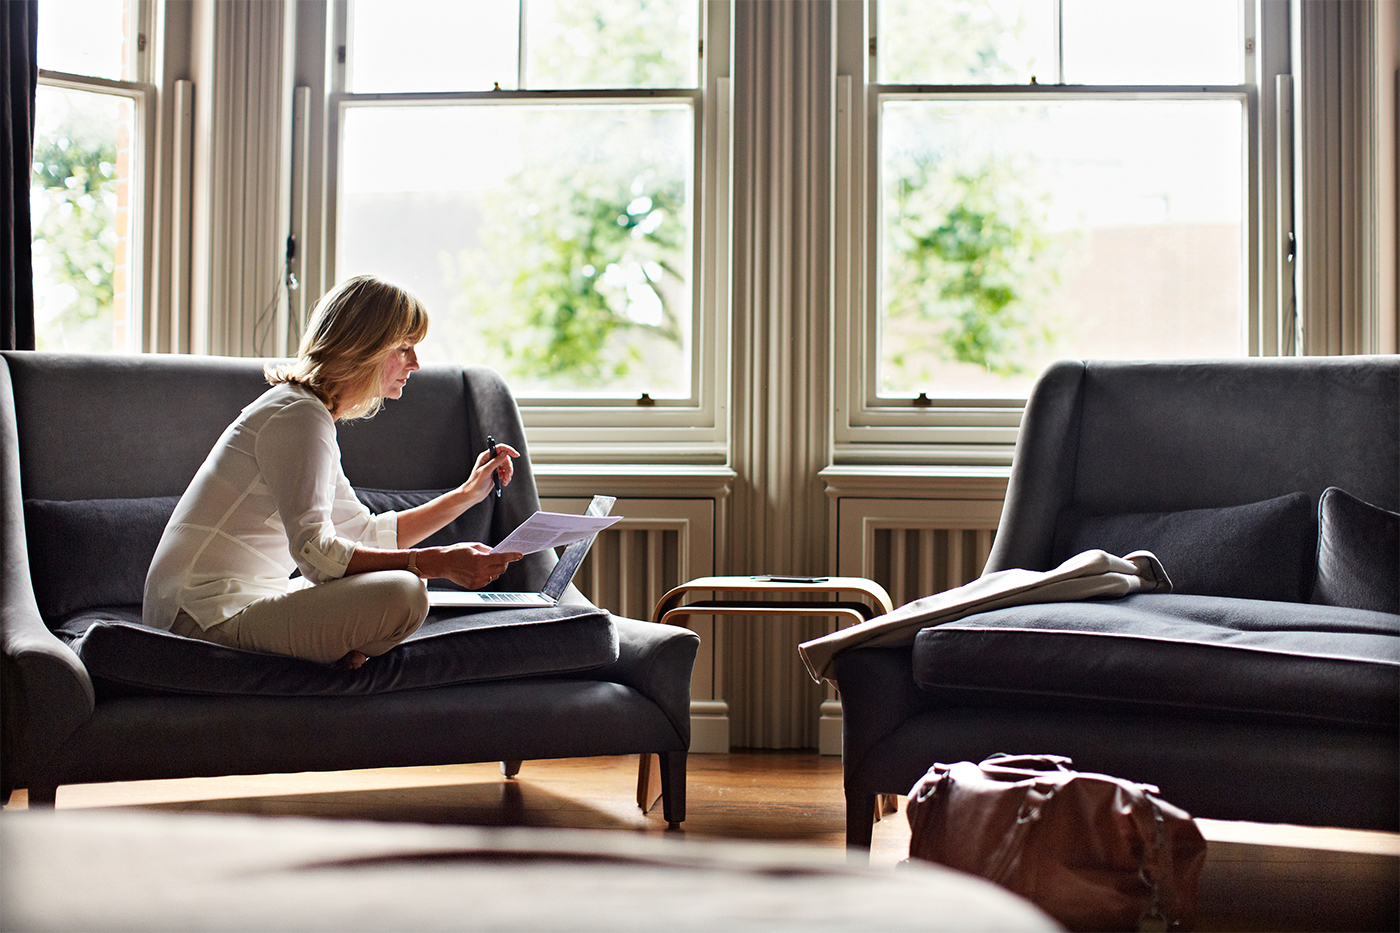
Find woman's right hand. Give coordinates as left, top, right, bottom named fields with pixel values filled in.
left=418, top=542, right=523, bottom=590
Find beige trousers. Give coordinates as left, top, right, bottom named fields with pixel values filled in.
left=171, top=570, right=429, bottom=665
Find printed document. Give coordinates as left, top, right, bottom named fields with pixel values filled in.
left=490, top=510, right=622, bottom=555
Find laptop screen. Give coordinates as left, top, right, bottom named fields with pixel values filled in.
left=540, top=495, right=616, bottom=599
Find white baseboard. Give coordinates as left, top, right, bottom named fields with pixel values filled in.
left=818, top=699, right=843, bottom=756
left=689, top=700, right=730, bottom=754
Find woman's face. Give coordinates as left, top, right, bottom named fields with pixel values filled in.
left=379, top=342, right=420, bottom=400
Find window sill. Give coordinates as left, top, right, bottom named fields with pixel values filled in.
left=828, top=441, right=1017, bottom=468
left=534, top=463, right=736, bottom=500
left=819, top=463, right=1010, bottom=501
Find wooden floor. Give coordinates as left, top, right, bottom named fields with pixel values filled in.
left=3, top=752, right=904, bottom=860
left=5, top=751, right=1397, bottom=931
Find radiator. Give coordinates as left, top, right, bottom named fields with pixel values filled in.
left=541, top=497, right=710, bottom=622
left=836, top=498, right=1004, bottom=606
left=804, top=496, right=1004, bottom=752
left=568, top=512, right=735, bottom=752
left=869, top=526, right=997, bottom=607
left=574, top=525, right=683, bottom=623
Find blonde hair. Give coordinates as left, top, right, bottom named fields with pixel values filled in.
left=267, top=275, right=430, bottom=420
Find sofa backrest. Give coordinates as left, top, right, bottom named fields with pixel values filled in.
left=0, top=352, right=528, bottom=498
left=6, top=353, right=269, bottom=500
left=1, top=351, right=551, bottom=619
left=987, top=355, right=1399, bottom=575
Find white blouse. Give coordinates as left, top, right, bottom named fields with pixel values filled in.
left=143, top=383, right=399, bottom=632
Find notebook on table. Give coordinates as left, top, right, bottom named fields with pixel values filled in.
left=426, top=495, right=616, bottom=608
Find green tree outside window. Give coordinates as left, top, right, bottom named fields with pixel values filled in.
left=31, top=88, right=125, bottom=352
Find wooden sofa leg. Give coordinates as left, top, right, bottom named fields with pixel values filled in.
left=845, top=789, right=877, bottom=852
left=658, top=751, right=687, bottom=828
left=500, top=760, right=522, bottom=778
left=636, top=753, right=662, bottom=812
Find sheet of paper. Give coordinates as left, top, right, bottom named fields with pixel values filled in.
left=490, top=510, right=622, bottom=555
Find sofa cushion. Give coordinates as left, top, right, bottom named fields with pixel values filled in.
left=56, top=605, right=619, bottom=697
left=1053, top=492, right=1314, bottom=602
left=911, top=593, right=1399, bottom=728
left=23, top=496, right=182, bottom=620
left=1313, top=487, right=1400, bottom=615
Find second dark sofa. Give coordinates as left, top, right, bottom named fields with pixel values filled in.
left=834, top=355, right=1400, bottom=847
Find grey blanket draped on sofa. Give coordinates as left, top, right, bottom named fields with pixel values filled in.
left=799, top=549, right=1171, bottom=683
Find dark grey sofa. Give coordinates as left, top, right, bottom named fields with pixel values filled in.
left=835, top=355, right=1399, bottom=847
left=1, top=351, right=698, bottom=820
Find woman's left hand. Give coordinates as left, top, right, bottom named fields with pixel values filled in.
left=464, top=441, right=519, bottom=502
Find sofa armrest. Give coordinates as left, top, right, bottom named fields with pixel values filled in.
left=985, top=359, right=1086, bottom=574
left=585, top=616, right=699, bottom=744
left=829, top=645, right=938, bottom=782
left=553, top=584, right=698, bottom=742
left=2, top=614, right=95, bottom=793
left=2, top=360, right=94, bottom=794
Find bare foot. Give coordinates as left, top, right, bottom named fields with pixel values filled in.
left=337, top=650, right=369, bottom=670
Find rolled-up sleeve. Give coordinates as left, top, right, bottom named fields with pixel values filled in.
left=332, top=478, right=400, bottom=550
left=371, top=509, right=399, bottom=549
left=256, top=400, right=362, bottom=584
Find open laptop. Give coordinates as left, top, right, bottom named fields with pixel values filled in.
left=426, top=495, right=616, bottom=608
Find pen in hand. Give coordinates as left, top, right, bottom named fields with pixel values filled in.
left=486, top=435, right=503, bottom=498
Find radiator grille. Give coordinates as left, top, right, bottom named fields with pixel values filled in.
left=574, top=527, right=683, bottom=622
left=870, top=527, right=996, bottom=607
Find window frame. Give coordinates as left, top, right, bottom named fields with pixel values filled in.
left=832, top=0, right=1279, bottom=466
left=32, top=0, right=158, bottom=353
left=317, top=0, right=732, bottom=464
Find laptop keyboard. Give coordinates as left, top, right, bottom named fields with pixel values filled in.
left=476, top=592, right=535, bottom=603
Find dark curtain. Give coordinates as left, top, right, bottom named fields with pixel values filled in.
left=1, top=1, right=36, bottom=351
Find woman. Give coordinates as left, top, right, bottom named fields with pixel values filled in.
left=143, top=275, right=522, bottom=669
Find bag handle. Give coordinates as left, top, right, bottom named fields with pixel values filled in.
left=978, top=753, right=1075, bottom=781
left=980, top=754, right=1164, bottom=796
left=982, top=753, right=1073, bottom=771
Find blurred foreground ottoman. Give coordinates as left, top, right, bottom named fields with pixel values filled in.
left=0, top=809, right=1058, bottom=931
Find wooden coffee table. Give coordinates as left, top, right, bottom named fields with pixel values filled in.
left=651, top=575, right=893, bottom=629
left=637, top=576, right=895, bottom=812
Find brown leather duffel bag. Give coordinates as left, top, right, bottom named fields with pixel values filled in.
left=905, top=754, right=1208, bottom=932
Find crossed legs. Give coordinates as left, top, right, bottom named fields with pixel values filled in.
left=171, top=571, right=428, bottom=667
